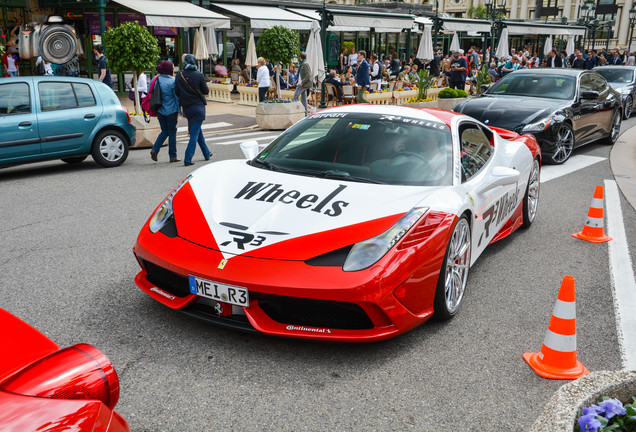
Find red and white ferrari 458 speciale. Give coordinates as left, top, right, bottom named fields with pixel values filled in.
left=133, top=105, right=541, bottom=342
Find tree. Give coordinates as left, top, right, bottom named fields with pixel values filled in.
left=256, top=26, right=300, bottom=98
left=102, top=22, right=161, bottom=113
left=467, top=5, right=488, bottom=19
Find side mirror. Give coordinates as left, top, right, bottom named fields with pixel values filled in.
left=580, top=90, right=600, bottom=99
left=239, top=140, right=260, bottom=160
left=477, top=166, right=520, bottom=194
left=480, top=84, right=490, bottom=94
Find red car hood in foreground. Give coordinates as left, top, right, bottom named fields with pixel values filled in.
left=173, top=160, right=436, bottom=260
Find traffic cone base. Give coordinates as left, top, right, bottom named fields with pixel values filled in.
left=572, top=230, right=612, bottom=243
left=572, top=185, right=612, bottom=243
left=523, top=351, right=589, bottom=380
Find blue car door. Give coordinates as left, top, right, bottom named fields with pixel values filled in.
left=36, top=80, right=103, bottom=155
left=0, top=80, right=41, bottom=162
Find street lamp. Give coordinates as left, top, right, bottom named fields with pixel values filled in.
left=485, top=0, right=507, bottom=61
left=432, top=0, right=442, bottom=55
left=629, top=6, right=636, bottom=52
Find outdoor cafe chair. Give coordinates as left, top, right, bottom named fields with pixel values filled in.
left=342, top=84, right=356, bottom=104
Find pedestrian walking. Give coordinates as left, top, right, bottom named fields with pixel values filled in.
left=256, top=57, right=270, bottom=102
left=293, top=53, right=312, bottom=115
left=93, top=45, right=112, bottom=88
left=356, top=50, right=370, bottom=104
left=150, top=61, right=181, bottom=163
left=175, top=54, right=211, bottom=167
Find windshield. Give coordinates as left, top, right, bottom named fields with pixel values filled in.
left=254, top=112, right=453, bottom=186
left=594, top=68, right=634, bottom=84
left=487, top=74, right=576, bottom=100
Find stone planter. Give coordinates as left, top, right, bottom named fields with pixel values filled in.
left=207, top=83, right=233, bottom=103
left=238, top=85, right=259, bottom=106
left=529, top=370, right=636, bottom=432
left=435, top=97, right=468, bottom=111
left=364, top=91, right=393, bottom=105
left=129, top=115, right=160, bottom=148
left=280, top=89, right=296, bottom=100
left=256, top=102, right=305, bottom=130
left=392, top=89, right=418, bottom=105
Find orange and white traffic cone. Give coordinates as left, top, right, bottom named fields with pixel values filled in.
left=572, top=185, right=612, bottom=243
left=523, top=276, right=589, bottom=380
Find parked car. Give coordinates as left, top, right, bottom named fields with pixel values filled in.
left=0, top=308, right=130, bottom=431
left=454, top=69, right=622, bottom=164
left=593, top=65, right=636, bottom=119
left=0, top=76, right=135, bottom=168
left=133, top=105, right=540, bottom=342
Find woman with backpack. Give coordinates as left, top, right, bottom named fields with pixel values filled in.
left=150, top=60, right=181, bottom=163
left=175, top=54, right=211, bottom=167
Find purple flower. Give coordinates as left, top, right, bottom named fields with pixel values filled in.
left=582, top=404, right=604, bottom=416
left=578, top=414, right=602, bottom=432
left=599, top=398, right=626, bottom=419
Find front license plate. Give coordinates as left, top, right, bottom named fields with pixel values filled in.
left=188, top=276, right=249, bottom=307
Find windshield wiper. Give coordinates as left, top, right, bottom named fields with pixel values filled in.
left=251, top=159, right=283, bottom=171
left=318, top=170, right=386, bottom=184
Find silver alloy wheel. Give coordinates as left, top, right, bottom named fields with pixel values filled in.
left=552, top=124, right=574, bottom=164
left=610, top=110, right=622, bottom=143
left=99, top=134, right=125, bottom=162
left=444, top=218, right=471, bottom=314
left=625, top=96, right=633, bottom=119
left=526, top=159, right=540, bottom=224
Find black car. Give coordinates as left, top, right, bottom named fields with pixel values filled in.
left=454, top=69, right=622, bottom=164
left=593, top=65, right=636, bottom=119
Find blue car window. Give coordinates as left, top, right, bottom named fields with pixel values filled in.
left=73, top=83, right=96, bottom=107
left=39, top=82, right=78, bottom=111
left=0, top=82, right=31, bottom=115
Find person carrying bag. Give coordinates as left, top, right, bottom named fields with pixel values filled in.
left=150, top=60, right=181, bottom=163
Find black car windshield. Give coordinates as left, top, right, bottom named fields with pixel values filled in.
left=594, top=68, right=634, bottom=84
left=254, top=112, right=453, bottom=186
left=487, top=74, right=577, bottom=100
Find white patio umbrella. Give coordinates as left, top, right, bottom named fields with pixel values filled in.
left=306, top=20, right=325, bottom=90
left=566, top=35, right=575, bottom=56
left=416, top=25, right=434, bottom=62
left=193, top=25, right=209, bottom=73
left=495, top=28, right=510, bottom=61
left=245, top=32, right=258, bottom=82
left=206, top=27, right=218, bottom=57
left=450, top=32, right=460, bottom=53
left=543, top=35, right=553, bottom=56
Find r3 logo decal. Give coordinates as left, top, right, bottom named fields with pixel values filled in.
left=221, top=230, right=266, bottom=250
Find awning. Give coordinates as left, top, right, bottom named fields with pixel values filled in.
left=211, top=3, right=313, bottom=30
left=442, top=18, right=492, bottom=33
left=112, top=0, right=230, bottom=28
left=414, top=17, right=433, bottom=26
left=505, top=22, right=586, bottom=36
left=328, top=8, right=414, bottom=32
left=287, top=8, right=369, bottom=32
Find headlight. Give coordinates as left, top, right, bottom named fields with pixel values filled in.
left=343, top=207, right=428, bottom=272
left=522, top=117, right=553, bottom=133
left=149, top=175, right=192, bottom=233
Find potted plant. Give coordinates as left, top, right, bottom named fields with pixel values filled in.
left=256, top=98, right=305, bottom=130
left=473, top=64, right=492, bottom=95
left=400, top=69, right=435, bottom=106
left=436, top=87, right=469, bottom=110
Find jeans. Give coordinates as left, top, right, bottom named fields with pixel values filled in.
left=293, top=86, right=309, bottom=114
left=449, top=81, right=465, bottom=90
left=9, top=71, right=17, bottom=77
left=184, top=121, right=211, bottom=164
left=258, top=87, right=268, bottom=102
left=151, top=112, right=178, bottom=159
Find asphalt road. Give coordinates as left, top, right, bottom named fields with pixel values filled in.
left=1, top=119, right=635, bottom=432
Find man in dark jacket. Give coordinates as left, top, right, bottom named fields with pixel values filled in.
left=545, top=50, right=562, bottom=67
left=293, top=53, right=313, bottom=115
left=585, top=50, right=599, bottom=70
left=389, top=54, right=400, bottom=77
left=325, top=69, right=344, bottom=102
left=572, top=52, right=586, bottom=69
left=429, top=49, right=441, bottom=77
left=448, top=51, right=467, bottom=90
left=356, top=50, right=370, bottom=103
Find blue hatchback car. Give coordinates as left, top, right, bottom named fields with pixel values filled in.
left=0, top=76, right=136, bottom=168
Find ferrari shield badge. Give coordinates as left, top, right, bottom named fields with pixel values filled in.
left=218, top=259, right=228, bottom=269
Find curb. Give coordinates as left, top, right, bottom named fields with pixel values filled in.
left=529, top=370, right=636, bottom=432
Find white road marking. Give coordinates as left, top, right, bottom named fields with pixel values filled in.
left=177, top=122, right=232, bottom=133
left=604, top=179, right=636, bottom=370
left=541, top=155, right=607, bottom=183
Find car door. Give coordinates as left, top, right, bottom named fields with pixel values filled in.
left=456, top=121, right=519, bottom=261
left=588, top=73, right=614, bottom=134
left=36, top=80, right=102, bottom=155
left=573, top=74, right=601, bottom=144
left=0, top=79, right=41, bottom=162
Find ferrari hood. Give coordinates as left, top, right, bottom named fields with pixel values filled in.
left=455, top=95, right=568, bottom=130
left=172, top=160, right=437, bottom=260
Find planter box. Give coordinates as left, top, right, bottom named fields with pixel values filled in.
left=129, top=115, right=160, bottom=148
left=393, top=89, right=418, bottom=105
left=238, top=85, right=259, bottom=106
left=207, top=83, right=233, bottom=103
left=435, top=97, right=468, bottom=111
left=280, top=89, right=296, bottom=100
left=256, top=102, right=305, bottom=130
left=364, top=91, right=393, bottom=105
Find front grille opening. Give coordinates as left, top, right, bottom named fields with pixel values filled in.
left=257, top=296, right=373, bottom=330
left=141, top=259, right=191, bottom=297
left=304, top=245, right=353, bottom=267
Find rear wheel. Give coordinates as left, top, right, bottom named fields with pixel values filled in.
left=624, top=95, right=633, bottom=119
left=433, top=216, right=471, bottom=321
left=91, top=130, right=129, bottom=167
left=61, top=156, right=88, bottom=164
left=521, top=158, right=540, bottom=228
left=547, top=123, right=574, bottom=165
left=602, top=110, right=622, bottom=145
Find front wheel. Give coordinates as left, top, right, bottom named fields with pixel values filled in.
left=624, top=95, right=633, bottom=119
left=521, top=158, right=540, bottom=228
left=602, top=110, right=622, bottom=145
left=547, top=123, right=574, bottom=165
left=433, top=216, right=471, bottom=321
left=91, top=130, right=129, bottom=167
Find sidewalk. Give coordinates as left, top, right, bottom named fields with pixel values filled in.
left=610, top=125, right=636, bottom=211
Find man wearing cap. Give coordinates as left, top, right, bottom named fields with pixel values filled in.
left=448, top=51, right=467, bottom=90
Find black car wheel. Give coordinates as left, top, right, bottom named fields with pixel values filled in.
left=91, top=130, right=129, bottom=168
left=433, top=216, right=471, bottom=321
left=548, top=123, right=574, bottom=165
left=602, top=110, right=622, bottom=145
left=522, top=158, right=540, bottom=228
left=624, top=96, right=633, bottom=119
left=61, top=156, right=88, bottom=164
